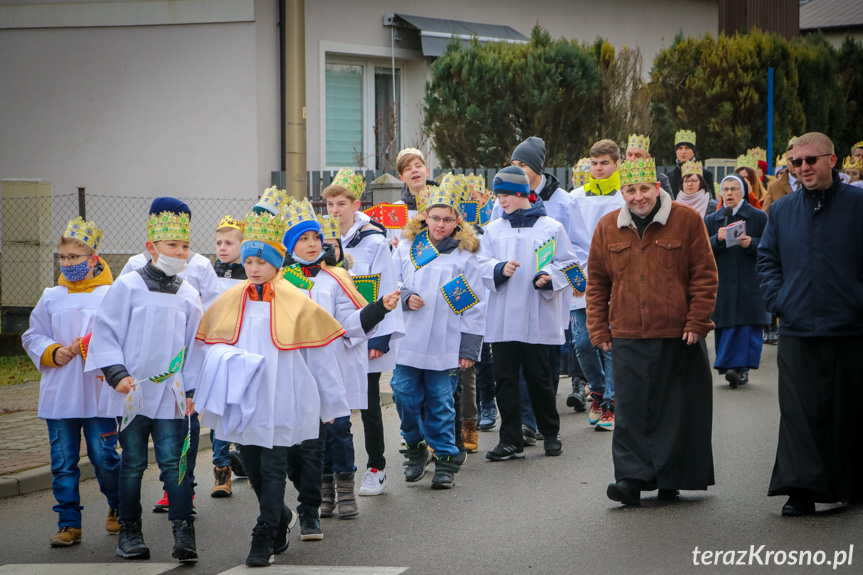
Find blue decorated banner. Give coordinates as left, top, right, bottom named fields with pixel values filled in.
left=409, top=228, right=440, bottom=269
left=459, top=200, right=479, bottom=225
left=563, top=263, right=587, bottom=294
left=440, top=274, right=480, bottom=315
left=478, top=199, right=494, bottom=227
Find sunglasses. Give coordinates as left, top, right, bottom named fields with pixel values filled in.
left=790, top=154, right=831, bottom=168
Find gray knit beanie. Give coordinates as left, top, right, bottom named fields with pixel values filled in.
left=511, top=137, right=546, bottom=176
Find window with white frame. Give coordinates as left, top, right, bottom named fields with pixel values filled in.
left=325, top=57, right=402, bottom=171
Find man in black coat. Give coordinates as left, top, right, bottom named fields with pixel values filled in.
left=667, top=130, right=715, bottom=199
left=757, top=132, right=863, bottom=517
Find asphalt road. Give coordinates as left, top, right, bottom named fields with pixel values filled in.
left=1, top=339, right=860, bottom=575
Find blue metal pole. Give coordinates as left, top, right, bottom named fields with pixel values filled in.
left=767, top=67, right=774, bottom=174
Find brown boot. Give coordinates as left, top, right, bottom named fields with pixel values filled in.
left=106, top=508, right=120, bottom=533
left=320, top=474, right=335, bottom=518
left=210, top=466, right=232, bottom=498
left=335, top=472, right=358, bottom=519
left=462, top=419, right=479, bottom=453
left=50, top=527, right=82, bottom=547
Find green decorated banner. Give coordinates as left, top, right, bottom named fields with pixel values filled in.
left=535, top=238, right=556, bottom=272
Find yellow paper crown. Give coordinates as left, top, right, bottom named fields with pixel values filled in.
left=675, top=130, right=696, bottom=147
left=63, top=217, right=103, bottom=252
left=148, top=211, right=190, bottom=243
left=440, top=173, right=474, bottom=203
left=396, top=147, right=424, bottom=163
left=747, top=147, right=767, bottom=163
left=418, top=184, right=460, bottom=215
left=735, top=154, right=758, bottom=171
left=464, top=173, right=486, bottom=198
left=788, top=136, right=798, bottom=149
left=776, top=153, right=787, bottom=167
left=317, top=215, right=340, bottom=240
left=843, top=156, right=863, bottom=171
left=255, top=186, right=288, bottom=216
left=243, top=211, right=285, bottom=244
left=330, top=168, right=366, bottom=200
left=681, top=160, right=703, bottom=178
left=217, top=215, right=244, bottom=232
left=571, top=157, right=591, bottom=187
left=619, top=158, right=657, bottom=187
left=283, top=198, right=318, bottom=232
left=627, top=134, right=650, bottom=152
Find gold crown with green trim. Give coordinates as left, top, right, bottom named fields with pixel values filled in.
left=217, top=215, right=244, bottom=232
left=396, top=147, right=424, bottom=163
left=243, top=211, right=285, bottom=244
left=317, top=215, right=340, bottom=240
left=627, top=134, right=650, bottom=152
left=618, top=158, right=657, bottom=187
left=681, top=160, right=703, bottom=178
left=735, top=154, right=758, bottom=171
left=148, top=211, right=190, bottom=243
left=283, top=198, right=318, bottom=232
left=63, top=217, right=103, bottom=252
left=256, top=186, right=288, bottom=215
left=331, top=168, right=366, bottom=200
left=675, top=129, right=696, bottom=147
left=776, top=153, right=787, bottom=167
left=843, top=156, right=863, bottom=171
left=418, top=184, right=460, bottom=215
left=747, top=147, right=767, bottom=163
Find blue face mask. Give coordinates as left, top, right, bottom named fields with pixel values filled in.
left=61, top=259, right=91, bottom=282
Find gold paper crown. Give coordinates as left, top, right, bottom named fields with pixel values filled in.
left=852, top=141, right=863, bottom=153
left=217, top=215, right=244, bottom=232
left=675, top=130, right=696, bottom=147
left=747, top=147, right=767, bottom=163
left=283, top=198, right=318, bottom=233
left=681, top=160, right=703, bottom=178
left=418, top=184, right=460, bottom=215
left=776, top=153, right=787, bottom=167
left=63, top=217, right=103, bottom=252
left=330, top=168, right=366, bottom=200
left=735, top=154, right=758, bottom=171
left=619, top=158, right=657, bottom=187
left=439, top=173, right=474, bottom=203
left=571, top=157, right=591, bottom=187
left=243, top=211, right=285, bottom=244
left=255, top=186, right=288, bottom=215
left=627, top=134, right=650, bottom=152
left=843, top=156, right=863, bottom=171
left=788, top=136, right=798, bottom=149
left=147, top=211, right=190, bottom=243
left=464, top=173, right=486, bottom=198
left=317, top=215, right=340, bottom=240
left=396, top=147, right=424, bottom=163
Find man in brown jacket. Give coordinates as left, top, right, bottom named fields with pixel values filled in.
left=586, top=158, right=718, bottom=506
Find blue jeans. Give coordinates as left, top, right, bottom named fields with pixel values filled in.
left=118, top=416, right=194, bottom=523
left=210, top=430, right=231, bottom=468
left=47, top=417, right=120, bottom=528
left=390, top=365, right=459, bottom=458
left=323, top=415, right=355, bottom=474
left=572, top=309, right=614, bottom=404
left=157, top=411, right=200, bottom=494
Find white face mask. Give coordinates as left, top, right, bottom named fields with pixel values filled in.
left=152, top=247, right=188, bottom=276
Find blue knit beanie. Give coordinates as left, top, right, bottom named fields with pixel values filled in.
left=282, top=220, right=323, bottom=255
left=240, top=240, right=286, bottom=269
left=149, top=197, right=192, bottom=219
left=493, top=166, right=531, bottom=196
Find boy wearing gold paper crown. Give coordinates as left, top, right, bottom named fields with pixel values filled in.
left=479, top=167, right=579, bottom=462
left=667, top=129, right=715, bottom=199
left=391, top=181, right=485, bottom=488
left=191, top=210, right=350, bottom=567
left=281, top=204, right=399, bottom=531
left=323, top=168, right=404, bottom=496
left=23, top=217, right=121, bottom=547
left=842, top=156, right=863, bottom=188
left=84, top=201, right=203, bottom=561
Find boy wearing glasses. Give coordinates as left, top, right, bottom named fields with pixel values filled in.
left=23, top=218, right=121, bottom=548
left=390, top=184, right=485, bottom=488
left=758, top=132, right=863, bottom=517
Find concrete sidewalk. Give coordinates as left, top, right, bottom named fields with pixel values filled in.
left=0, top=375, right=393, bottom=499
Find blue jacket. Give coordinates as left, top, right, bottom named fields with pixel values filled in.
left=705, top=201, right=768, bottom=328
left=756, top=173, right=863, bottom=337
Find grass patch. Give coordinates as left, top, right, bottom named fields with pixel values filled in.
left=0, top=356, right=40, bottom=388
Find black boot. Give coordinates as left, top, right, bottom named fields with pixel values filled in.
left=246, top=524, right=274, bottom=567
left=431, top=456, right=460, bottom=489
left=566, top=378, right=587, bottom=412
left=171, top=518, right=197, bottom=562
left=274, top=505, right=296, bottom=554
left=117, top=520, right=150, bottom=560
left=403, top=441, right=432, bottom=482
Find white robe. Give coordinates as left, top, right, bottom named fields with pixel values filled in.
left=342, top=211, right=405, bottom=373
left=84, top=272, right=204, bottom=420
left=23, top=285, right=111, bottom=419
left=393, top=244, right=485, bottom=371
left=121, top=252, right=221, bottom=311
left=569, top=192, right=627, bottom=310
left=193, top=300, right=350, bottom=448
left=478, top=216, right=578, bottom=345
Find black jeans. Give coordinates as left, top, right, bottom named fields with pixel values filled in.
left=475, top=343, right=496, bottom=406
left=491, top=342, right=560, bottom=447
left=285, top=426, right=326, bottom=509
left=239, top=444, right=289, bottom=538
left=361, top=372, right=386, bottom=470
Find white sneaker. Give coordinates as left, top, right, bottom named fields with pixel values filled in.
left=357, top=468, right=387, bottom=496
